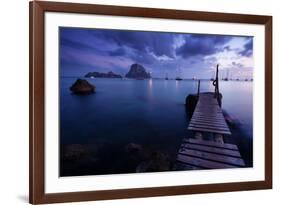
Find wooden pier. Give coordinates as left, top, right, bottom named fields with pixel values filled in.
left=188, top=93, right=231, bottom=135
left=175, top=138, right=245, bottom=170
left=175, top=65, right=245, bottom=170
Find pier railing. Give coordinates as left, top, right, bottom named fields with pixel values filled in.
left=195, top=64, right=221, bottom=106
left=197, top=80, right=201, bottom=97
left=213, top=64, right=221, bottom=107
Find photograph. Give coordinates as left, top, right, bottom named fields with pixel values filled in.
left=28, top=1, right=272, bottom=203
left=59, top=27, right=254, bottom=177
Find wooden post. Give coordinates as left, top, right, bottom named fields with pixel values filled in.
left=213, top=64, right=221, bottom=107
left=185, top=94, right=198, bottom=119
left=214, top=134, right=224, bottom=144
left=215, top=64, right=219, bottom=98
left=194, top=132, right=203, bottom=140
left=197, top=80, right=201, bottom=97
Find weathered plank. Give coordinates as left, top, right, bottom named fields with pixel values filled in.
left=192, top=115, right=225, bottom=120
left=173, top=162, right=202, bottom=170
left=191, top=117, right=226, bottom=122
left=188, top=93, right=231, bottom=135
left=177, top=154, right=238, bottom=169
left=182, top=143, right=241, bottom=157
left=192, top=111, right=225, bottom=117
left=194, top=109, right=221, bottom=112
left=189, top=120, right=227, bottom=127
left=191, top=115, right=225, bottom=120
left=193, top=113, right=223, bottom=117
left=188, top=123, right=230, bottom=131
left=188, top=126, right=231, bottom=135
left=179, top=148, right=245, bottom=166
left=185, top=138, right=238, bottom=150
left=193, top=110, right=223, bottom=114
left=190, top=118, right=227, bottom=125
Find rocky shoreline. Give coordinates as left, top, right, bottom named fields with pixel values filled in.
left=85, top=71, right=122, bottom=78
left=70, top=63, right=151, bottom=94
left=60, top=142, right=176, bottom=176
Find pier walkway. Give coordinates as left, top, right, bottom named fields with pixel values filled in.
left=188, top=93, right=231, bottom=135
left=175, top=65, right=245, bottom=170
left=175, top=138, right=245, bottom=170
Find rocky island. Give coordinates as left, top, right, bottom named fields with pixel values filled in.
left=85, top=71, right=122, bottom=78
left=70, top=79, right=96, bottom=95
left=125, top=63, right=151, bottom=79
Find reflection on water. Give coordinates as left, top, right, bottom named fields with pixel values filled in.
left=175, top=80, right=179, bottom=89
left=60, top=78, right=253, bottom=175
left=60, top=78, right=253, bottom=143
left=148, top=78, right=153, bottom=88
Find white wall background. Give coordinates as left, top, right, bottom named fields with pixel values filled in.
left=0, top=0, right=279, bottom=204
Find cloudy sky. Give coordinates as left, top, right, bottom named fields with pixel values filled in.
left=60, top=27, right=253, bottom=79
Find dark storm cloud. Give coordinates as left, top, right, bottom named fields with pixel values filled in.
left=239, top=39, right=253, bottom=57
left=60, top=27, right=253, bottom=78
left=61, top=37, right=96, bottom=51
left=107, top=46, right=154, bottom=66
left=89, top=29, right=176, bottom=59
left=130, top=50, right=155, bottom=65
left=176, top=34, right=233, bottom=58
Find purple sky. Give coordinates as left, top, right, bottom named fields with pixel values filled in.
left=60, top=27, right=253, bottom=79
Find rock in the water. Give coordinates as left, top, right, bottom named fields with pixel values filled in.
left=70, top=79, right=95, bottom=94
left=85, top=71, right=122, bottom=78
left=125, top=63, right=151, bottom=79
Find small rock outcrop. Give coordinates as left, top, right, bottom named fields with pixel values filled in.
left=125, top=64, right=151, bottom=79
left=70, top=79, right=95, bottom=94
left=85, top=71, right=122, bottom=78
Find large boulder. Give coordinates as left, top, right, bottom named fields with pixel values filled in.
left=70, top=79, right=95, bottom=94
left=125, top=63, right=151, bottom=79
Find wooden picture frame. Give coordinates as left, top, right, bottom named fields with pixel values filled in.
left=29, top=1, right=272, bottom=204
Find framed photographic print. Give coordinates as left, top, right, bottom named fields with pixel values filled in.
left=29, top=1, right=272, bottom=204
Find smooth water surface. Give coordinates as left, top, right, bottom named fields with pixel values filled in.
left=60, top=78, right=252, bottom=142
left=60, top=78, right=253, bottom=175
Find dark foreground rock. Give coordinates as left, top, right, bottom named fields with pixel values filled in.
left=135, top=151, right=170, bottom=172
left=62, top=144, right=91, bottom=161
left=125, top=63, right=151, bottom=79
left=60, top=141, right=175, bottom=176
left=85, top=71, right=122, bottom=78
left=125, top=143, right=143, bottom=154
left=185, top=94, right=198, bottom=119
left=125, top=143, right=171, bottom=172
left=70, top=79, right=95, bottom=94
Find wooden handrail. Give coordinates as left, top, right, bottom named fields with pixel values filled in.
left=212, top=64, right=221, bottom=106
left=197, top=80, right=201, bottom=97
